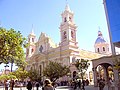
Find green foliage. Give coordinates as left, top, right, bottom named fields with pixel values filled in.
left=114, top=62, right=120, bottom=71
left=0, top=27, right=28, bottom=65
left=27, top=69, right=41, bottom=81
left=75, top=59, right=90, bottom=73
left=0, top=74, right=16, bottom=81
left=113, top=56, right=120, bottom=71
left=43, top=61, right=70, bottom=82
left=10, top=68, right=28, bottom=81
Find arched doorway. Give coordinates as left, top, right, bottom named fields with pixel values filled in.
left=94, top=63, right=113, bottom=86
left=92, top=55, right=120, bottom=90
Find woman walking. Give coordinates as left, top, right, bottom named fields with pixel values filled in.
left=42, top=79, right=54, bottom=90
left=27, top=81, right=32, bottom=90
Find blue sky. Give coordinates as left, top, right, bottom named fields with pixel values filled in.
left=0, top=0, right=109, bottom=70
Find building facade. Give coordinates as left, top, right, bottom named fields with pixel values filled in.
left=26, top=4, right=106, bottom=83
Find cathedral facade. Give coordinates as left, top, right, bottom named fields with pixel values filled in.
left=26, top=4, right=109, bottom=83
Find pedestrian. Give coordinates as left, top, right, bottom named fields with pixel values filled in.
left=99, top=79, right=105, bottom=90
left=20, top=82, right=23, bottom=90
left=10, top=80, right=14, bottom=90
left=82, top=80, right=85, bottom=90
left=109, top=79, right=115, bottom=90
left=78, top=80, right=81, bottom=89
left=85, top=79, right=89, bottom=86
left=36, top=81, right=40, bottom=90
left=42, top=79, right=54, bottom=90
left=5, top=80, right=9, bottom=90
left=27, top=81, right=32, bottom=90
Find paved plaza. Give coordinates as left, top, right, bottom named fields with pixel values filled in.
left=0, top=85, right=109, bottom=90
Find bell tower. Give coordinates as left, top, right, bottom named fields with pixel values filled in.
left=59, top=4, right=80, bottom=63
left=59, top=4, right=78, bottom=47
left=26, top=27, right=36, bottom=59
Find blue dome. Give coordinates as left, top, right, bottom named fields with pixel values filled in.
left=95, top=37, right=106, bottom=44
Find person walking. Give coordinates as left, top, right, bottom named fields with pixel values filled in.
left=36, top=81, right=40, bottom=90
left=42, top=79, right=54, bottom=90
left=10, top=80, right=14, bottom=90
left=78, top=80, right=81, bottom=89
left=5, top=80, right=9, bottom=90
left=27, top=81, right=32, bottom=90
left=99, top=78, right=105, bottom=90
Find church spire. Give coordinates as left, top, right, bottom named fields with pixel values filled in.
left=30, top=24, right=35, bottom=35
left=98, top=27, right=102, bottom=36
left=65, top=0, right=71, bottom=12
left=65, top=4, right=71, bottom=12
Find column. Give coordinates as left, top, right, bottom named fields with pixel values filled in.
left=113, top=69, right=119, bottom=90
left=93, top=68, right=98, bottom=87
left=103, top=67, right=109, bottom=85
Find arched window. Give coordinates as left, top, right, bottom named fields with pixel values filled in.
left=63, top=31, right=67, bottom=39
left=71, top=31, right=74, bottom=38
left=39, top=45, right=43, bottom=53
left=32, top=38, right=34, bottom=42
left=31, top=48, right=34, bottom=53
left=103, top=47, right=105, bottom=51
left=73, top=71, right=77, bottom=79
left=64, top=17, right=67, bottom=22
left=69, top=17, right=72, bottom=22
left=97, top=48, right=100, bottom=52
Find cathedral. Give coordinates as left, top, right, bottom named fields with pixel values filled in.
left=26, top=4, right=109, bottom=84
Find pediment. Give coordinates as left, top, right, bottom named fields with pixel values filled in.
left=38, top=32, right=48, bottom=42
left=37, top=32, right=57, bottom=49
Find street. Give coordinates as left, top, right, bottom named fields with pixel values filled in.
left=0, top=85, right=109, bottom=90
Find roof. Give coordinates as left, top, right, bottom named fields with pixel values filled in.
left=95, top=37, right=106, bottom=44
left=79, top=49, right=105, bottom=60
left=95, top=31, right=106, bottom=44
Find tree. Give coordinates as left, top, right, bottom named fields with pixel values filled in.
left=43, top=61, right=70, bottom=82
left=10, top=68, right=28, bottom=81
left=0, top=27, right=28, bottom=66
left=75, top=59, right=90, bottom=73
left=113, top=56, right=120, bottom=71
left=27, top=69, right=41, bottom=81
left=74, top=59, right=90, bottom=90
left=0, top=74, right=16, bottom=90
left=0, top=74, right=16, bottom=81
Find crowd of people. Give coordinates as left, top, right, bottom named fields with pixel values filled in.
left=3, top=77, right=118, bottom=90
left=2, top=78, right=90, bottom=90
left=26, top=79, right=54, bottom=90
